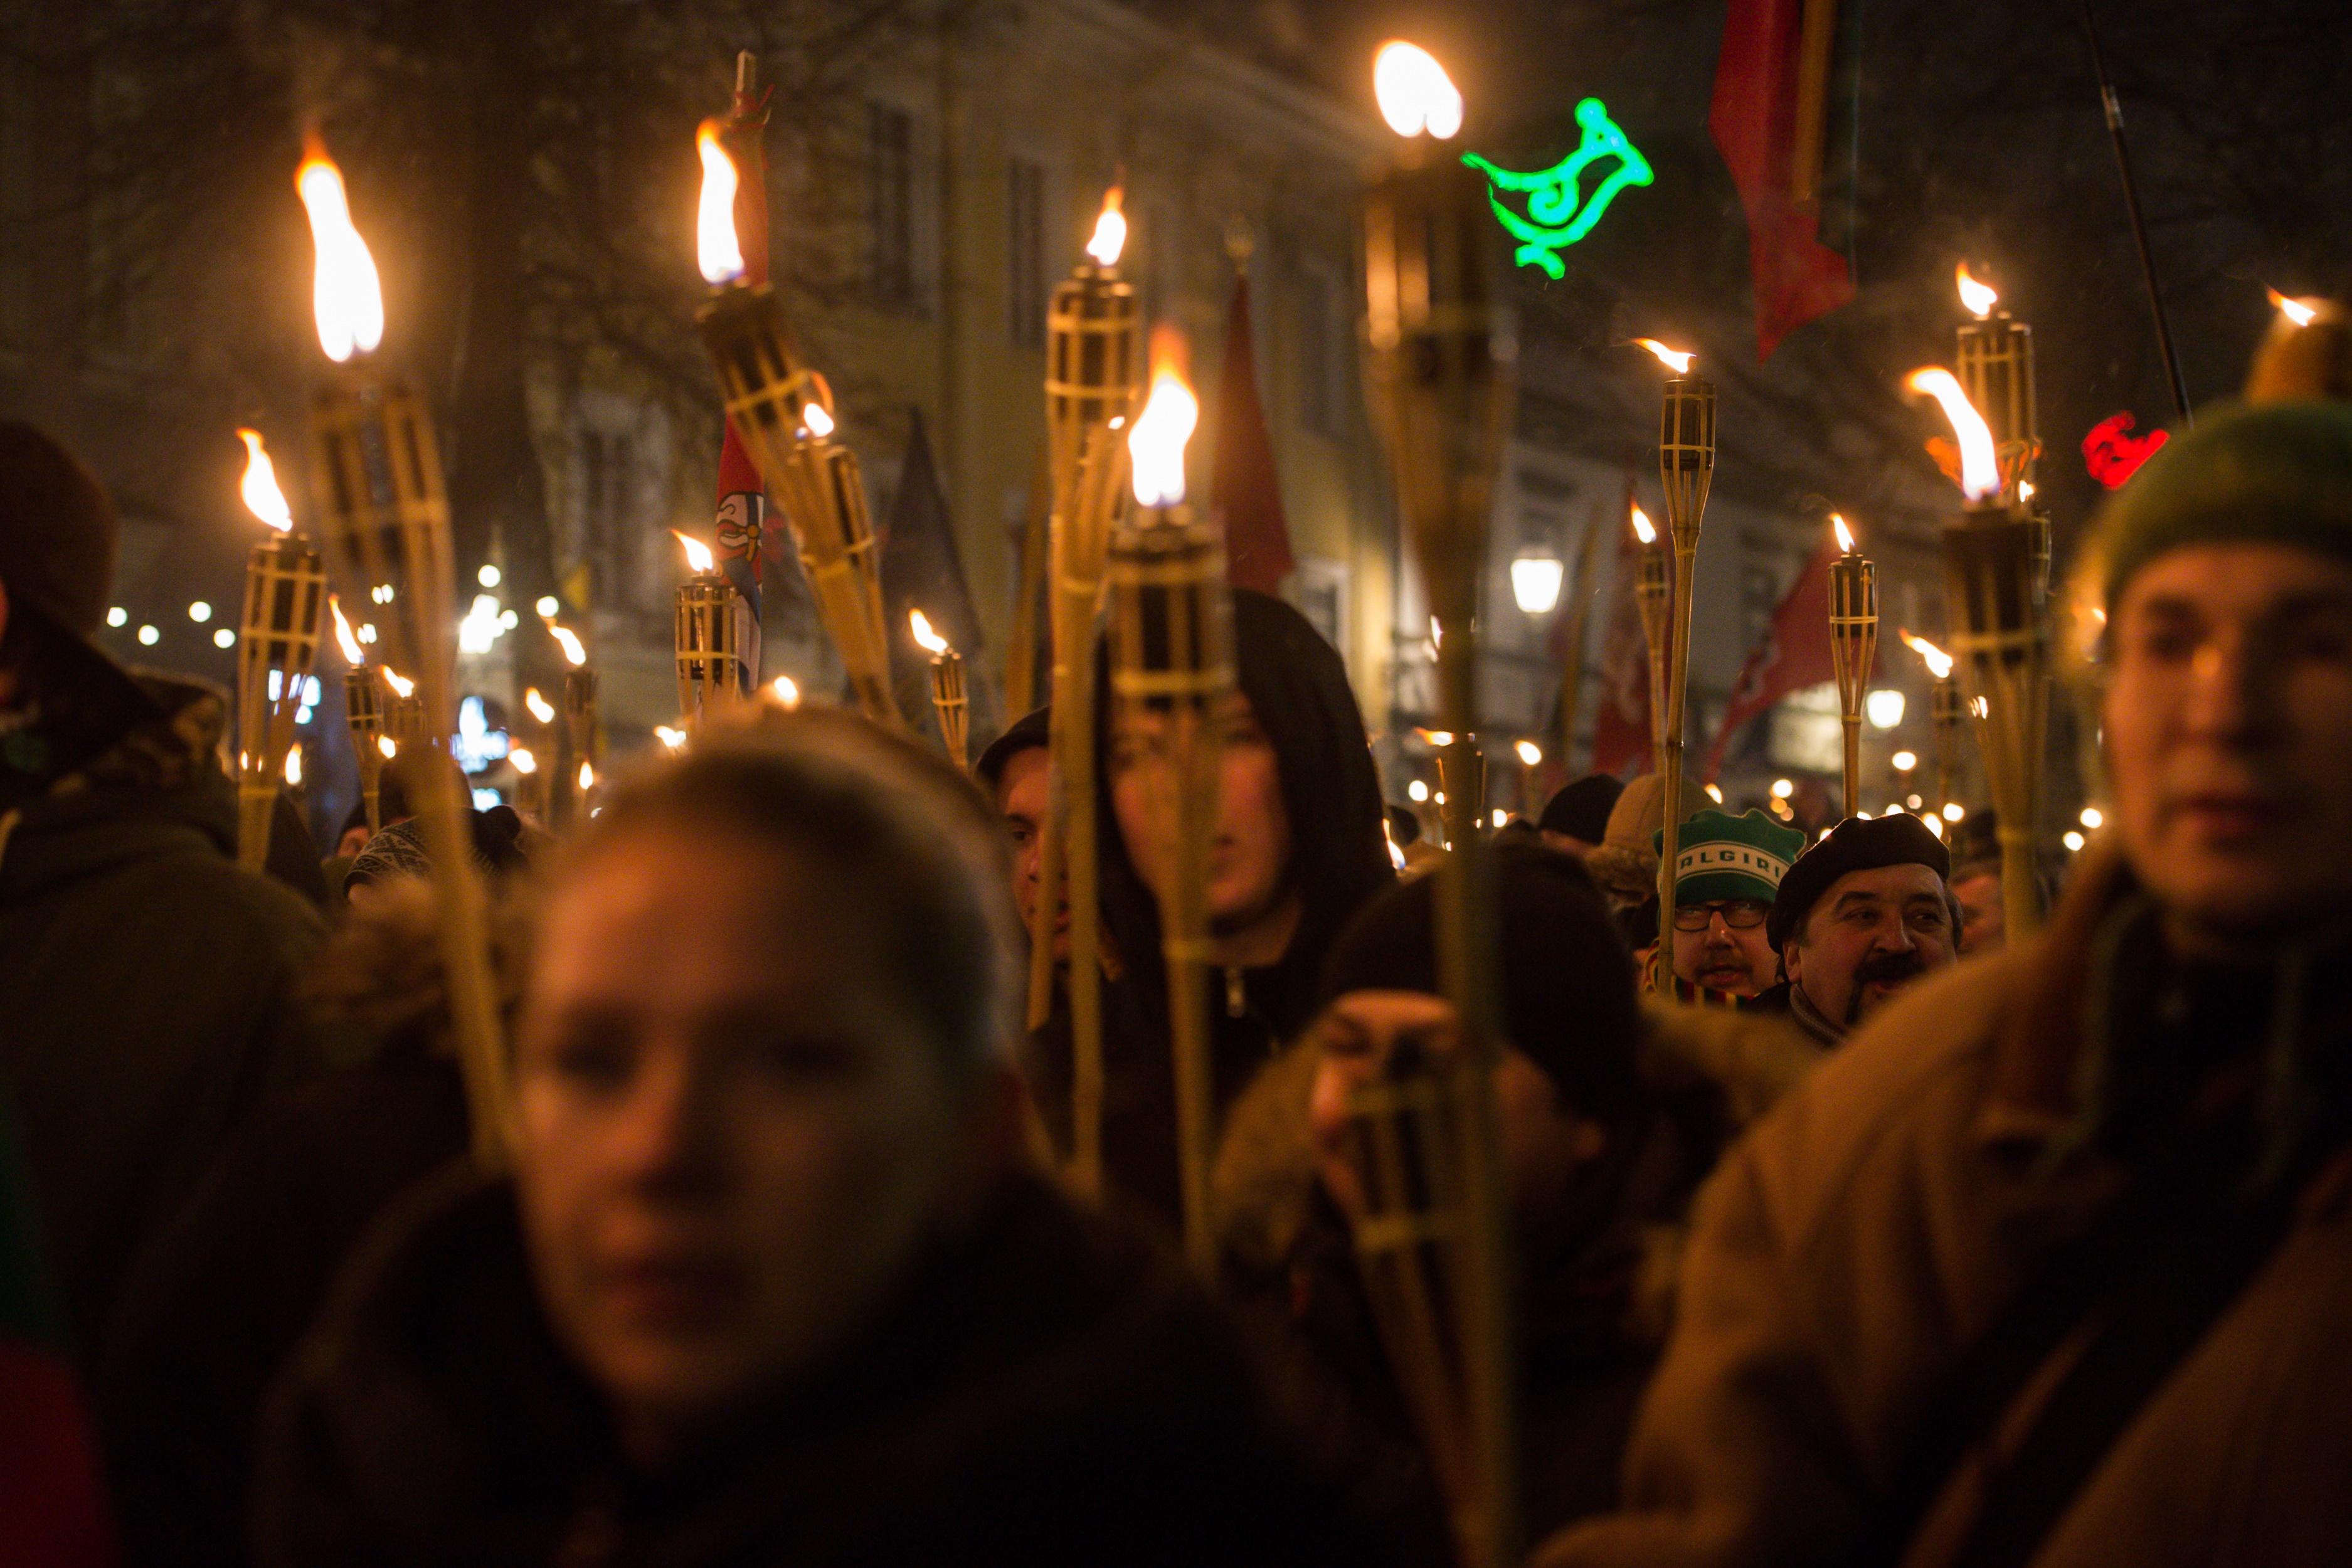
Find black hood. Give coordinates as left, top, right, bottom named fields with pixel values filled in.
left=1094, top=589, right=1392, bottom=1034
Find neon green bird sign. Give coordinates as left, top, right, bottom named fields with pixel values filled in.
left=1463, top=98, right=1653, bottom=278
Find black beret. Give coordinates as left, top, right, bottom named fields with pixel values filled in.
left=1767, top=813, right=1951, bottom=951
left=974, top=704, right=1051, bottom=788
left=1539, top=773, right=1623, bottom=843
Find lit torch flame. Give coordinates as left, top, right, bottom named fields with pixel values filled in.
left=1514, top=739, right=1542, bottom=767
left=769, top=674, right=801, bottom=707
left=283, top=748, right=303, bottom=787
left=2269, top=287, right=2318, bottom=327
left=328, top=595, right=365, bottom=666
left=546, top=620, right=588, bottom=667
left=1086, top=184, right=1127, bottom=268
left=295, top=135, right=384, bottom=363
left=801, top=401, right=834, bottom=438
left=1899, top=628, right=1954, bottom=681
left=1631, top=504, right=1657, bottom=546
left=379, top=665, right=415, bottom=699
left=235, top=429, right=294, bottom=532
left=1128, top=326, right=1199, bottom=509
left=672, top=530, right=716, bottom=575
left=578, top=760, right=596, bottom=792
left=378, top=736, right=398, bottom=760
left=1956, top=262, right=1998, bottom=320
left=909, top=608, right=952, bottom=657
left=1416, top=728, right=1457, bottom=748
left=509, top=746, right=537, bottom=775
left=524, top=687, right=556, bottom=724
left=1372, top=41, right=1463, bottom=140
left=1832, top=512, right=1857, bottom=554
left=695, top=120, right=746, bottom=285
left=654, top=725, right=687, bottom=751
left=1633, top=338, right=1695, bottom=374
left=1905, top=368, right=2000, bottom=503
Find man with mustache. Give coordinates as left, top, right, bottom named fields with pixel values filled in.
left=1535, top=395, right=2352, bottom=1568
left=1662, top=808, right=1806, bottom=1000
left=1753, top=813, right=1960, bottom=1045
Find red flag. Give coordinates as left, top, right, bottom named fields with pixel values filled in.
left=714, top=66, right=773, bottom=615
left=1211, top=273, right=1296, bottom=595
left=1702, top=535, right=1842, bottom=781
left=1589, top=486, right=1654, bottom=778
left=1710, top=0, right=1855, bottom=361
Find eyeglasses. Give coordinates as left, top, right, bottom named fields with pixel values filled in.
left=1673, top=898, right=1769, bottom=932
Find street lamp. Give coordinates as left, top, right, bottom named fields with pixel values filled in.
left=1509, top=551, right=1564, bottom=615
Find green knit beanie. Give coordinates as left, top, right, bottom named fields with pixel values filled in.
left=2095, top=400, right=2352, bottom=608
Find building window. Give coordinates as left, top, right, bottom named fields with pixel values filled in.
left=868, top=102, right=914, bottom=306
left=1298, top=263, right=1341, bottom=438
left=1007, top=157, right=1045, bottom=348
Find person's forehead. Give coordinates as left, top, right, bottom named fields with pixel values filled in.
left=2117, top=541, right=2352, bottom=621
left=1823, top=862, right=1946, bottom=906
left=993, top=745, right=1049, bottom=810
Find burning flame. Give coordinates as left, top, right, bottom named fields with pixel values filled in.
left=1373, top=41, right=1463, bottom=140
left=695, top=120, right=746, bottom=285
left=802, top=401, right=835, bottom=438
left=1631, top=504, right=1656, bottom=546
left=1905, top=368, right=2000, bottom=503
left=546, top=620, right=588, bottom=667
left=235, top=429, right=294, bottom=532
left=1832, top=513, right=1857, bottom=554
left=295, top=136, right=384, bottom=363
left=578, top=760, right=596, bottom=791
left=378, top=736, right=398, bottom=760
left=329, top=595, right=365, bottom=666
left=283, top=747, right=303, bottom=787
left=769, top=674, right=801, bottom=707
left=1899, top=629, right=1954, bottom=681
left=1129, top=327, right=1199, bottom=509
left=654, top=725, right=687, bottom=751
left=1514, top=739, right=1542, bottom=767
left=524, top=687, right=556, bottom=724
left=1633, top=339, right=1695, bottom=374
left=509, top=746, right=536, bottom=775
left=909, top=608, right=952, bottom=657
left=1416, top=728, right=1456, bottom=747
left=379, top=665, right=415, bottom=699
left=1956, top=262, right=1998, bottom=319
left=2269, top=287, right=2318, bottom=327
left=672, top=529, right=716, bottom=575
left=1969, top=695, right=1989, bottom=719
left=1086, top=185, right=1127, bottom=268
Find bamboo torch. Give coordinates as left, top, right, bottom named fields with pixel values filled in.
left=1636, top=339, right=1714, bottom=1001
left=515, top=684, right=558, bottom=823
left=543, top=619, right=598, bottom=828
left=909, top=608, right=969, bottom=767
left=1909, top=368, right=2043, bottom=938
left=1026, top=182, right=1145, bottom=1193
left=1105, top=354, right=1230, bottom=1271
left=672, top=528, right=755, bottom=730
left=1629, top=502, right=1670, bottom=780
left=1828, top=514, right=1877, bottom=820
left=297, top=135, right=508, bottom=1160
left=691, top=122, right=899, bottom=726
left=1360, top=41, right=1520, bottom=1568
left=230, top=428, right=326, bottom=870
left=1901, top=630, right=1961, bottom=816
left=1954, top=264, right=2038, bottom=510
left=327, top=596, right=386, bottom=832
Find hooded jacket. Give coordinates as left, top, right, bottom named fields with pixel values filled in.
left=256, top=1168, right=1368, bottom=1568
left=1027, top=590, right=1394, bottom=1226
left=0, top=666, right=324, bottom=1352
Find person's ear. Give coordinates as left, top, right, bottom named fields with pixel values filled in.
left=1781, top=938, right=1803, bottom=985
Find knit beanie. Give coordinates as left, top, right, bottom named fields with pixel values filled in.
left=1539, top=773, right=1623, bottom=842
left=2094, top=400, right=2352, bottom=610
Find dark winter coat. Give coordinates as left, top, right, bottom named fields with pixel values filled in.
left=1027, top=590, right=1394, bottom=1227
left=1212, top=1003, right=1820, bottom=1565
left=256, top=1168, right=1369, bottom=1568
left=0, top=670, right=324, bottom=1352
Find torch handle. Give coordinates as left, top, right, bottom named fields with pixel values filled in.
left=1843, top=714, right=1862, bottom=819
left=236, top=780, right=277, bottom=872
left=1163, top=702, right=1222, bottom=1273
left=1653, top=555, right=1698, bottom=1000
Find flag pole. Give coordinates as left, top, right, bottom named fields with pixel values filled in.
left=2077, top=0, right=2191, bottom=425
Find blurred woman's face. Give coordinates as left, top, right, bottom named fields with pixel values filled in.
left=513, top=822, right=978, bottom=1458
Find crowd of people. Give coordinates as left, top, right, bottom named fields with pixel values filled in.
left=6, top=334, right=2352, bottom=1567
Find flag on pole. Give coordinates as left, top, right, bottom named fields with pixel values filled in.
left=1702, top=534, right=1842, bottom=780
left=1211, top=268, right=1296, bottom=594
left=713, top=56, right=773, bottom=620
left=1589, top=480, right=1654, bottom=778
left=1710, top=0, right=1855, bottom=361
